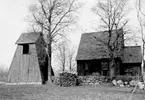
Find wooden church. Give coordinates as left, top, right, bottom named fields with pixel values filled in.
left=8, top=32, right=54, bottom=84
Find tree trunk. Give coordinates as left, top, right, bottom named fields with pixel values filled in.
left=69, top=62, right=71, bottom=72
left=47, top=36, right=52, bottom=84
left=141, top=41, right=144, bottom=76
left=109, top=58, right=115, bottom=79
left=62, top=64, right=65, bottom=72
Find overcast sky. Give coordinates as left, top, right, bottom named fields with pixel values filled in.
left=0, top=0, right=140, bottom=70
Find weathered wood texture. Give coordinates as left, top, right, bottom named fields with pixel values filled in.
left=8, top=32, right=52, bottom=84
left=76, top=29, right=124, bottom=60
left=8, top=44, right=42, bottom=83
left=76, top=30, right=142, bottom=77
left=77, top=59, right=141, bottom=76
left=77, top=60, right=102, bottom=76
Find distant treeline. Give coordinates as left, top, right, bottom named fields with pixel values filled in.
left=0, top=69, right=8, bottom=82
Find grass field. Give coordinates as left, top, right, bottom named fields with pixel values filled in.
left=0, top=84, right=145, bottom=100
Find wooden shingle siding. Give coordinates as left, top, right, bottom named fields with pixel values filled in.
left=76, top=29, right=142, bottom=76
left=8, top=32, right=54, bottom=84
left=76, top=29, right=124, bottom=60
left=8, top=44, right=42, bottom=83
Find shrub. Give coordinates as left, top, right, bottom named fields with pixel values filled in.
left=115, top=76, right=131, bottom=82
left=53, top=77, right=60, bottom=85
left=115, top=75, right=141, bottom=83
left=76, top=77, right=83, bottom=86
left=59, top=72, right=77, bottom=87
left=0, top=71, right=8, bottom=82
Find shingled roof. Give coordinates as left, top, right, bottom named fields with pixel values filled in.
left=16, top=32, right=42, bottom=44
left=122, top=46, right=142, bottom=63
left=76, top=29, right=123, bottom=60
left=76, top=30, right=142, bottom=63
left=76, top=32, right=108, bottom=60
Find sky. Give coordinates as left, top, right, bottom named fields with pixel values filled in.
left=0, top=0, right=141, bottom=70
left=0, top=0, right=36, bottom=69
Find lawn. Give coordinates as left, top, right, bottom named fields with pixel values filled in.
left=0, top=84, right=145, bottom=100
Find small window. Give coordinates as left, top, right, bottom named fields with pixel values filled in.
left=23, top=44, right=29, bottom=54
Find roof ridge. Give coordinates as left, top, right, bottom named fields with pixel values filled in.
left=82, top=29, right=123, bottom=35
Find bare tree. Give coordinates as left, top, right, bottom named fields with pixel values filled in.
left=68, top=46, right=76, bottom=72
left=27, top=0, right=79, bottom=83
left=92, top=0, right=130, bottom=78
left=136, top=0, right=145, bottom=77
left=56, top=40, right=68, bottom=72
left=56, top=40, right=77, bottom=73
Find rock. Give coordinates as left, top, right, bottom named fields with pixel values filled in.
left=130, top=80, right=138, bottom=86
left=137, top=81, right=144, bottom=90
left=120, top=84, right=124, bottom=87
left=124, top=81, right=128, bottom=85
left=112, top=79, right=117, bottom=86
left=126, top=85, right=130, bottom=87
left=95, top=82, right=99, bottom=85
left=117, top=80, right=123, bottom=85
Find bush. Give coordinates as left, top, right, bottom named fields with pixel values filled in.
left=53, top=77, right=60, bottom=85
left=76, top=77, right=83, bottom=86
left=115, top=75, right=141, bottom=83
left=59, top=72, right=77, bottom=87
left=0, top=71, right=8, bottom=82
